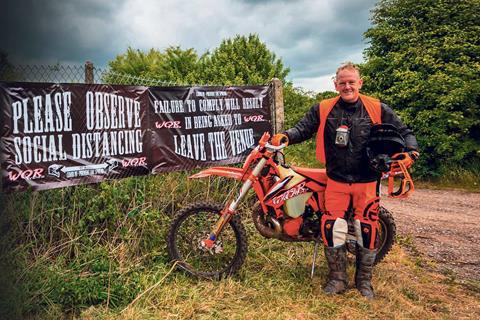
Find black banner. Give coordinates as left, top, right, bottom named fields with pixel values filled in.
left=0, top=82, right=272, bottom=192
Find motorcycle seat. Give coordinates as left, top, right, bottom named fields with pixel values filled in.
left=291, top=167, right=328, bottom=185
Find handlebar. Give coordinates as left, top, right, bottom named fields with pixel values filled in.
left=265, top=142, right=287, bottom=152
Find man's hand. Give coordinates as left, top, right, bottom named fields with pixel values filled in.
left=271, top=133, right=289, bottom=146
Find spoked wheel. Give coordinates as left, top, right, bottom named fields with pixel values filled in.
left=166, top=202, right=248, bottom=279
left=346, top=206, right=396, bottom=264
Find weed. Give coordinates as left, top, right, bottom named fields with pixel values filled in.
left=401, top=287, right=420, bottom=301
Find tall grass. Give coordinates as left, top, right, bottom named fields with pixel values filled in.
left=411, top=160, right=480, bottom=192
left=0, top=173, right=244, bottom=318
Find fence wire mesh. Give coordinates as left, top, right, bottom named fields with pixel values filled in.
left=0, top=64, right=86, bottom=83
left=94, top=67, right=181, bottom=86
left=0, top=62, right=180, bottom=86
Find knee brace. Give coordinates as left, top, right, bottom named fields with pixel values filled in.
left=322, top=217, right=348, bottom=247
left=354, top=220, right=378, bottom=249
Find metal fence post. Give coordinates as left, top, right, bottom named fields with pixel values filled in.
left=85, top=61, right=94, bottom=84
left=271, top=78, right=284, bottom=134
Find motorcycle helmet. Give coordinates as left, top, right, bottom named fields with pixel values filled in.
left=366, top=124, right=406, bottom=173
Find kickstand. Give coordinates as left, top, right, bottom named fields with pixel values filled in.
left=311, top=240, right=320, bottom=279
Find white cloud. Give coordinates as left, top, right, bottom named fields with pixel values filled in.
left=292, top=74, right=336, bottom=93
left=115, top=0, right=245, bottom=52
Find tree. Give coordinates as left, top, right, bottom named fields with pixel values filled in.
left=361, top=0, right=480, bottom=177
left=155, top=46, right=201, bottom=84
left=106, top=46, right=200, bottom=84
left=0, top=51, right=16, bottom=81
left=107, top=47, right=162, bottom=78
left=106, top=34, right=290, bottom=86
left=199, top=34, right=290, bottom=85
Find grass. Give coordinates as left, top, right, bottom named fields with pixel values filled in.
left=1, top=154, right=479, bottom=319
left=78, top=242, right=480, bottom=320
left=415, top=168, right=480, bottom=193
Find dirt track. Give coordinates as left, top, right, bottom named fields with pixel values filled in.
left=382, top=188, right=480, bottom=281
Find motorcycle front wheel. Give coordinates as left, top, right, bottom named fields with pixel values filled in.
left=166, top=202, right=248, bottom=279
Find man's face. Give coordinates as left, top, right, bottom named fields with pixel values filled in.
left=334, top=69, right=363, bottom=103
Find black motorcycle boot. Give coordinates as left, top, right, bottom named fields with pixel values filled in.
left=355, top=244, right=377, bottom=299
left=323, top=245, right=348, bottom=294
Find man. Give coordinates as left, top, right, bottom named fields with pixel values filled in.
left=281, top=62, right=418, bottom=298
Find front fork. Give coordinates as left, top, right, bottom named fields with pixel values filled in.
left=202, top=157, right=267, bottom=249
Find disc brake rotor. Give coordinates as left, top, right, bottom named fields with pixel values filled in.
left=195, top=233, right=224, bottom=254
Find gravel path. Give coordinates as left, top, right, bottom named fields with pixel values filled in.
left=381, top=188, right=480, bottom=281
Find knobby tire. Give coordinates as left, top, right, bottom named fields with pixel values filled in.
left=374, top=206, right=396, bottom=264
left=167, top=202, right=248, bottom=279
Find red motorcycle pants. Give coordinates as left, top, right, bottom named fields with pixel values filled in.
left=321, top=178, right=380, bottom=249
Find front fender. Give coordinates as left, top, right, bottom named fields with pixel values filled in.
left=189, top=167, right=245, bottom=181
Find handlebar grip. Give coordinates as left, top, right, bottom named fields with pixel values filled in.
left=271, top=133, right=289, bottom=147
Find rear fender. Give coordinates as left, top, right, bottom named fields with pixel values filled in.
left=189, top=167, right=245, bottom=181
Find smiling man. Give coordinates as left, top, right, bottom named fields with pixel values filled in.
left=280, top=62, right=419, bottom=298
left=335, top=64, right=363, bottom=102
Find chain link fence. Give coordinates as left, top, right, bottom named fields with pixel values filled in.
left=0, top=64, right=85, bottom=83
left=0, top=61, right=179, bottom=86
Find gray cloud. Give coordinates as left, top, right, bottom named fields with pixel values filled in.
left=0, top=0, right=377, bottom=91
left=0, top=0, right=126, bottom=65
left=265, top=0, right=375, bottom=78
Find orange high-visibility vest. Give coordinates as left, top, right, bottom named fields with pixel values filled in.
left=315, top=94, right=382, bottom=164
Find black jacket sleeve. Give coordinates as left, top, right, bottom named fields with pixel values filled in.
left=381, top=103, right=419, bottom=151
left=283, top=104, right=320, bottom=145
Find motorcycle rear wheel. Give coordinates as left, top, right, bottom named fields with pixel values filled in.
left=346, top=206, right=396, bottom=264
left=374, top=206, right=396, bottom=263
left=167, top=202, right=248, bottom=279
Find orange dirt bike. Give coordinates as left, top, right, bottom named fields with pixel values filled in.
left=167, top=132, right=414, bottom=279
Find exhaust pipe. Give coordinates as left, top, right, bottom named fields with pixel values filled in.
left=251, top=203, right=303, bottom=242
left=252, top=204, right=282, bottom=238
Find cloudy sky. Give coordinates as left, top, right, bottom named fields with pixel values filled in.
left=0, top=0, right=378, bottom=92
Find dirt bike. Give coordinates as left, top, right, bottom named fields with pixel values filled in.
left=167, top=132, right=412, bottom=279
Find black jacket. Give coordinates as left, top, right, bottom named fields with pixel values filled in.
left=284, top=98, right=418, bottom=183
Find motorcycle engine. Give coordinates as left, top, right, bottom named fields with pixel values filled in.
left=299, top=205, right=320, bottom=237
left=282, top=205, right=321, bottom=238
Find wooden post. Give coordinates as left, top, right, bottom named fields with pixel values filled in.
left=85, top=61, right=94, bottom=84
left=271, top=78, right=284, bottom=134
